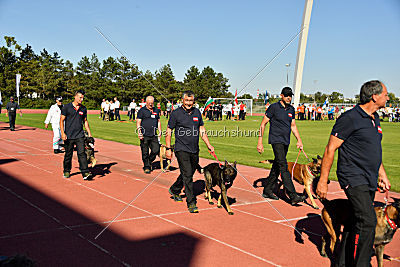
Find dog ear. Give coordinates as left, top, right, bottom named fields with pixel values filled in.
left=313, top=158, right=318, bottom=163
left=317, top=155, right=322, bottom=160
left=224, top=160, right=228, bottom=167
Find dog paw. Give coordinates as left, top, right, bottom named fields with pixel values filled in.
left=217, top=205, right=222, bottom=209
left=228, top=212, right=234, bottom=215
left=209, top=202, right=214, bottom=205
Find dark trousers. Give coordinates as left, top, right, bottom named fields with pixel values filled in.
left=129, top=110, right=135, bottom=120
left=115, top=108, right=121, bottom=120
left=63, top=137, right=89, bottom=176
left=263, top=143, right=297, bottom=198
left=170, top=151, right=199, bottom=206
left=336, top=184, right=376, bottom=267
left=140, top=136, right=160, bottom=170
left=8, top=113, right=16, bottom=129
left=109, top=111, right=114, bottom=121
left=226, top=111, right=232, bottom=120
left=239, top=110, right=244, bottom=120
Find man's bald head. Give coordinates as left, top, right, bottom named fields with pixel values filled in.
left=146, top=96, right=154, bottom=109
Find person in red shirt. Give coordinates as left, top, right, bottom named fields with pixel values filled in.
left=317, top=106, right=323, bottom=121
left=239, top=102, right=245, bottom=120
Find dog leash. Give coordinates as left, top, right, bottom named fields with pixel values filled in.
left=300, top=148, right=310, bottom=162
left=291, top=150, right=302, bottom=180
left=209, top=150, right=223, bottom=167
left=378, top=187, right=390, bottom=207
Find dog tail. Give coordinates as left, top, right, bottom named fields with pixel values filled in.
left=196, top=164, right=204, bottom=174
left=259, top=159, right=274, bottom=164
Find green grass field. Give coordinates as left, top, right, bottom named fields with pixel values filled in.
left=2, top=113, right=399, bottom=191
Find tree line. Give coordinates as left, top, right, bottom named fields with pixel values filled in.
left=0, top=36, right=232, bottom=109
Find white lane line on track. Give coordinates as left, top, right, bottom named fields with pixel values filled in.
left=0, top=151, right=53, bottom=174
left=0, top=183, right=131, bottom=267
left=70, top=180, right=281, bottom=266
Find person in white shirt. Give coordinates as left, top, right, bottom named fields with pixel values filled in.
left=114, top=97, right=121, bottom=121
left=103, top=100, right=110, bottom=121
left=128, top=99, right=137, bottom=121
left=100, top=99, right=106, bottom=119
left=44, top=96, right=64, bottom=153
left=109, top=100, right=115, bottom=121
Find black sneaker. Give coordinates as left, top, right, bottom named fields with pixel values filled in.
left=83, top=172, right=92, bottom=180
left=63, top=172, right=70, bottom=178
left=187, top=203, right=199, bottom=213
left=144, top=168, right=151, bottom=174
left=290, top=194, right=306, bottom=206
left=169, top=189, right=183, bottom=202
left=262, top=191, right=279, bottom=200
left=54, top=149, right=63, bottom=154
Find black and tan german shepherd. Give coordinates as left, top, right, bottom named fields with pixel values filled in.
left=84, top=136, right=96, bottom=167
left=320, top=198, right=400, bottom=267
left=203, top=161, right=237, bottom=215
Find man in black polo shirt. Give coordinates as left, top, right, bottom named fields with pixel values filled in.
left=166, top=91, right=214, bottom=213
left=257, top=87, right=305, bottom=205
left=317, top=80, right=391, bottom=266
left=136, top=96, right=161, bottom=174
left=60, top=90, right=93, bottom=180
left=5, top=97, right=22, bottom=131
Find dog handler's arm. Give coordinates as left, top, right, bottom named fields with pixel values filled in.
left=84, top=117, right=92, bottom=137
left=316, top=135, right=344, bottom=199
left=136, top=119, right=143, bottom=140
left=291, top=119, right=303, bottom=150
left=165, top=127, right=172, bottom=159
left=378, top=163, right=391, bottom=191
left=158, top=119, right=162, bottom=141
left=60, top=115, right=67, bottom=140
left=257, top=115, right=270, bottom=154
left=200, top=126, right=214, bottom=153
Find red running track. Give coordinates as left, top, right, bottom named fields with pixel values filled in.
left=0, top=121, right=399, bottom=266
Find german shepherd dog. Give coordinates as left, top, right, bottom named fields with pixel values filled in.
left=203, top=161, right=237, bottom=215
left=159, top=144, right=174, bottom=172
left=320, top=198, right=400, bottom=267
left=258, top=155, right=323, bottom=209
left=84, top=136, right=96, bottom=167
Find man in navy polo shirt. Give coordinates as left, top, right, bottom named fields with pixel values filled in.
left=317, top=80, right=391, bottom=266
left=257, top=87, right=305, bottom=205
left=166, top=91, right=214, bottom=213
left=5, top=97, right=22, bottom=131
left=60, top=90, right=93, bottom=180
left=136, top=96, right=161, bottom=174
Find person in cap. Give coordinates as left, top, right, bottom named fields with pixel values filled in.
left=44, top=96, right=64, bottom=153
left=60, top=90, right=93, bottom=180
left=316, top=80, right=391, bottom=266
left=5, top=97, right=22, bottom=131
left=257, top=87, right=306, bottom=205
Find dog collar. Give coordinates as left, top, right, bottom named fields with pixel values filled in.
left=384, top=206, right=398, bottom=230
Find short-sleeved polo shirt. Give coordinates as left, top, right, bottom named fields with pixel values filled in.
left=61, top=103, right=87, bottom=140
left=331, top=105, right=383, bottom=191
left=137, top=106, right=160, bottom=137
left=265, top=101, right=295, bottom=145
left=168, top=107, right=204, bottom=153
left=6, top=102, right=19, bottom=114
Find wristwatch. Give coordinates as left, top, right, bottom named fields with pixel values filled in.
left=166, top=147, right=172, bottom=150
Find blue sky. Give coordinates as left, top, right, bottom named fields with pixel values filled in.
left=1, top=0, right=399, bottom=97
